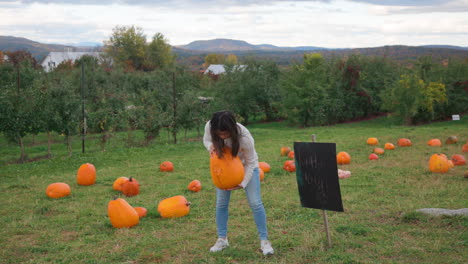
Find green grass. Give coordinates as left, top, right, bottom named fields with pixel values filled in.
left=1, top=116, right=467, bottom=263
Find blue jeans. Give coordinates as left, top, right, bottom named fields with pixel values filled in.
left=215, top=167, right=268, bottom=240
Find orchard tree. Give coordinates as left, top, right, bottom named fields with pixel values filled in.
left=104, top=25, right=147, bottom=71
left=146, top=33, right=175, bottom=70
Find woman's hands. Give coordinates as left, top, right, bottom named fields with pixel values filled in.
left=224, top=185, right=242, bottom=191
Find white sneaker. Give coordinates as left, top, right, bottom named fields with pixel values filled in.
left=210, top=238, right=229, bottom=252
left=261, top=240, right=274, bottom=255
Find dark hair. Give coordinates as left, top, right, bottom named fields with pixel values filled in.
left=210, top=110, right=240, bottom=158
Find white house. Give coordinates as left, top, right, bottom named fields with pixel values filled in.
left=204, top=64, right=246, bottom=75
left=41, top=51, right=105, bottom=72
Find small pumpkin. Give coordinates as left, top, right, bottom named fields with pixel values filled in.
left=445, top=136, right=458, bottom=144
left=373, top=148, right=385, bottom=155
left=283, top=160, right=296, bottom=172
left=398, top=138, right=412, bottom=147
left=258, top=162, right=271, bottom=173
left=427, top=139, right=442, bottom=147
left=462, top=143, right=468, bottom=153
left=369, top=153, right=379, bottom=160
left=46, top=182, right=71, bottom=198
left=447, top=160, right=455, bottom=168
left=107, top=197, right=139, bottom=228
left=429, top=154, right=449, bottom=173
left=157, top=195, right=191, bottom=218
left=112, top=177, right=129, bottom=191
left=76, top=163, right=96, bottom=186
left=121, top=177, right=140, bottom=197
left=259, top=168, right=265, bottom=181
left=288, top=151, right=295, bottom=159
left=451, top=154, right=466, bottom=166
left=187, top=180, right=202, bottom=192
left=336, top=151, right=351, bottom=165
left=384, top=143, right=395, bottom=150
left=280, top=146, right=291, bottom=156
left=160, top=161, right=174, bottom=172
left=210, top=147, right=244, bottom=189
left=134, top=207, right=147, bottom=218
left=367, top=137, right=379, bottom=145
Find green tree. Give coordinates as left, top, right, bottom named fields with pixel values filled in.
left=146, top=33, right=175, bottom=70
left=104, top=25, right=147, bottom=71
left=204, top=53, right=225, bottom=66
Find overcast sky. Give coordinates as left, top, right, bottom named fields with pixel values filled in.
left=0, top=0, right=467, bottom=48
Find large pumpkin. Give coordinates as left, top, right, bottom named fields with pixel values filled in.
left=280, top=147, right=291, bottom=156
left=76, top=163, right=96, bottom=186
left=258, top=162, right=271, bottom=173
left=283, top=160, right=296, bottom=172
left=451, top=154, right=466, bottom=166
left=121, top=177, right=140, bottom=197
left=210, top=148, right=244, bottom=189
left=112, top=177, right=129, bottom=191
left=429, top=154, right=449, bottom=173
left=336, top=151, right=351, bottom=165
left=107, top=198, right=139, bottom=228
left=160, top=161, right=174, bottom=172
left=398, top=138, right=412, bottom=147
left=157, top=195, right=191, bottom=218
left=46, top=182, right=71, bottom=198
left=384, top=143, right=395, bottom=150
left=187, top=180, right=202, bottom=192
left=427, top=139, right=442, bottom=146
left=367, top=137, right=378, bottom=145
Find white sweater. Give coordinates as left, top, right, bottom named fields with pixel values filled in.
left=203, top=121, right=259, bottom=188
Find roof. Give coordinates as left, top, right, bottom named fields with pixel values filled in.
left=41, top=51, right=104, bottom=72
left=204, top=64, right=246, bottom=75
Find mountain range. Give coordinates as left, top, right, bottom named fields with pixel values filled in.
left=2, top=35, right=468, bottom=66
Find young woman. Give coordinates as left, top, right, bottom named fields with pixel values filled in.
left=203, top=110, right=274, bottom=255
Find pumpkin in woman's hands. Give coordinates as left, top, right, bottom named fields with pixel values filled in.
left=76, top=163, right=96, bottom=186
left=427, top=139, right=442, bottom=146
left=210, top=147, right=244, bottom=189
left=46, top=182, right=71, bottom=198
left=157, top=195, right=191, bottom=218
left=429, top=154, right=449, bottom=173
left=451, top=154, right=466, bottom=166
left=112, top=177, right=129, bottom=191
left=283, top=160, right=296, bottom=172
left=121, top=177, right=140, bottom=197
left=134, top=207, right=147, bottom=218
left=160, top=161, right=174, bottom=172
left=107, top=197, right=139, bottom=228
left=336, top=151, right=351, bottom=165
left=187, top=180, right=202, bottom=192
left=258, top=162, right=271, bottom=173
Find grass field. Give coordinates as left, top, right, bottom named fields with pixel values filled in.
left=0, top=116, right=467, bottom=264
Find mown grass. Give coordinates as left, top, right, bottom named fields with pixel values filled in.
left=0, top=116, right=467, bottom=264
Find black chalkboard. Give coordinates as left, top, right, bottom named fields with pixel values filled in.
left=294, top=142, right=344, bottom=212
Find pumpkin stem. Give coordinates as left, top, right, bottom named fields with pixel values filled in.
left=113, top=195, right=118, bottom=200
left=129, top=176, right=133, bottom=182
left=186, top=202, right=191, bottom=206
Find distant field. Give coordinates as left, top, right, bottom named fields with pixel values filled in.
left=0, top=116, right=467, bottom=263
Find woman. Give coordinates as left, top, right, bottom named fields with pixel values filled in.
left=203, top=110, right=274, bottom=255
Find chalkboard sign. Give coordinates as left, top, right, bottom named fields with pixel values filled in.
left=294, top=142, right=344, bottom=212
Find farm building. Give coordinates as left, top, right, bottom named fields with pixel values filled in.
left=41, top=51, right=105, bottom=72
left=204, top=64, right=246, bottom=75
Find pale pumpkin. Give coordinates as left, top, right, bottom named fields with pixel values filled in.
left=210, top=148, right=244, bottom=189
left=76, top=163, right=96, bottom=186
left=157, top=195, right=191, bottom=218
left=336, top=151, right=351, bottom=165
left=107, top=198, right=139, bottom=228
left=187, top=180, right=202, bottom=192
left=429, top=154, right=449, bottom=173
left=112, top=177, right=129, bottom=191
left=46, top=182, right=71, bottom=198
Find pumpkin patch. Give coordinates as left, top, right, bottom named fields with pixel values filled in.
left=157, top=195, right=191, bottom=218
left=46, top=182, right=71, bottom=198
left=107, top=197, right=139, bottom=228
left=429, top=154, right=449, bottom=173
left=76, top=163, right=96, bottom=186
left=367, top=137, right=379, bottom=145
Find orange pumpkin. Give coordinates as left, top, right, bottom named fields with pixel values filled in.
left=160, top=161, right=174, bottom=172
left=187, top=180, right=202, bottom=192
left=259, top=169, right=265, bottom=181
left=112, top=177, right=129, bottom=191
left=427, top=139, right=442, bottom=146
left=336, top=151, right=351, bottom=165
left=369, top=153, right=379, bottom=160
left=451, top=154, right=466, bottom=166
left=429, top=154, right=449, bottom=173
left=398, top=138, right=412, bottom=147
left=384, top=143, right=395, bottom=150
left=258, top=162, right=271, bottom=173
left=288, top=151, right=295, bottom=159
left=107, top=197, right=139, bottom=228
left=283, top=160, right=296, bottom=172
left=210, top=148, right=244, bottom=189
left=445, top=136, right=458, bottom=144
left=46, top=182, right=71, bottom=198
left=121, top=177, right=140, bottom=197
left=373, top=148, right=385, bottom=155
left=157, top=195, right=191, bottom=218
left=447, top=160, right=455, bottom=168
left=76, top=163, right=96, bottom=186
left=367, top=137, right=378, bottom=145
left=462, top=143, right=468, bottom=153
left=134, top=207, right=147, bottom=218
left=280, top=146, right=291, bottom=156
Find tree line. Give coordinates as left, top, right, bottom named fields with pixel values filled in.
left=1, top=26, right=467, bottom=162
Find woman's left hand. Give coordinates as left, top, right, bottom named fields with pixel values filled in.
left=225, top=185, right=242, bottom=191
